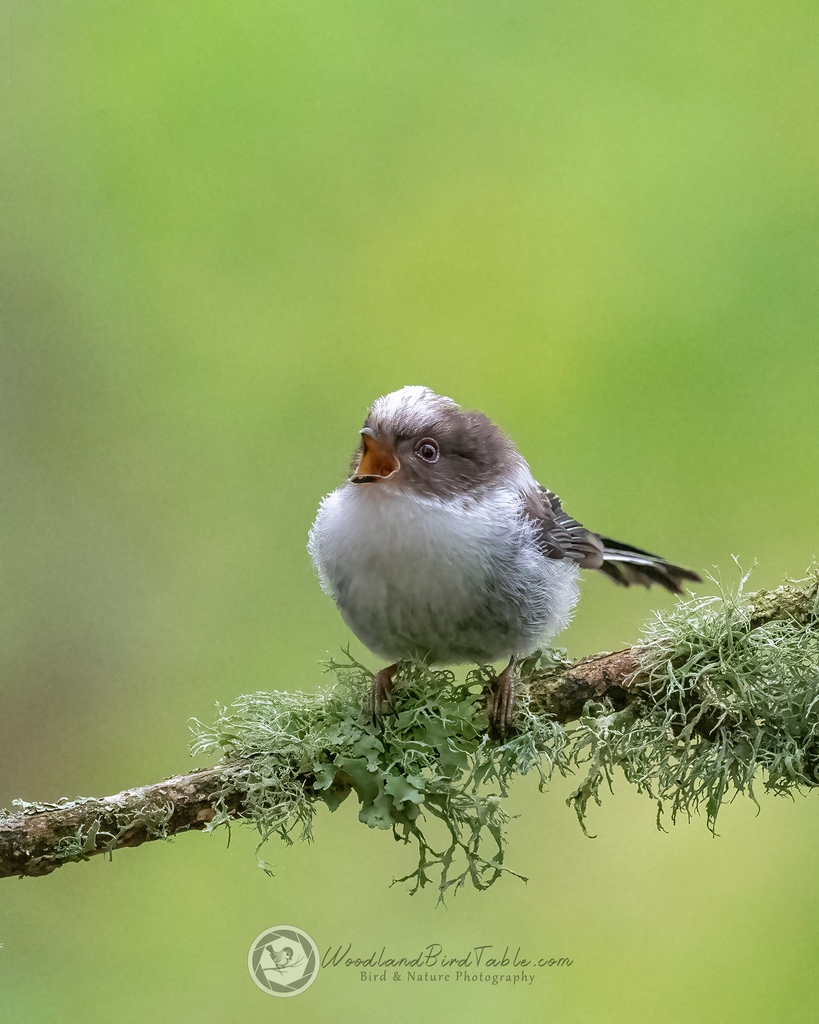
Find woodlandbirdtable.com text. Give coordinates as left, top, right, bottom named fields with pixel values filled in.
left=322, top=943, right=574, bottom=986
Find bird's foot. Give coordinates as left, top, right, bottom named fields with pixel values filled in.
left=369, top=662, right=400, bottom=725
left=486, top=657, right=518, bottom=740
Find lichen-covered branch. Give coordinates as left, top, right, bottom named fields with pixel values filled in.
left=1, top=570, right=817, bottom=893
left=0, top=645, right=641, bottom=881
left=0, top=768, right=249, bottom=879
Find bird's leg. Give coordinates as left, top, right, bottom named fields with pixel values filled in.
left=370, top=662, right=400, bottom=724
left=486, top=656, right=518, bottom=740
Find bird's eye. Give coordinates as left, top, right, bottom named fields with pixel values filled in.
left=414, top=437, right=439, bottom=463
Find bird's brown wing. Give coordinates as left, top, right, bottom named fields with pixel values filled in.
left=525, top=486, right=606, bottom=568
left=525, top=486, right=701, bottom=595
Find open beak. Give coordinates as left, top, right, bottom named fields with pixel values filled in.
left=350, top=428, right=400, bottom=483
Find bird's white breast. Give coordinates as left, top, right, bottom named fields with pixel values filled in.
left=308, top=482, right=579, bottom=664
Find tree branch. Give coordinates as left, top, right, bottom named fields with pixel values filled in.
left=0, top=647, right=637, bottom=880
left=0, top=768, right=246, bottom=879
left=2, top=574, right=816, bottom=882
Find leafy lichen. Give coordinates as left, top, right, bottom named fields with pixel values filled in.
left=192, top=654, right=570, bottom=897
left=191, top=568, right=818, bottom=899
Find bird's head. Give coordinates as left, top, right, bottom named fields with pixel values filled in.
left=349, top=386, right=524, bottom=498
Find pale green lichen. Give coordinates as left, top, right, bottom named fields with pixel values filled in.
left=192, top=655, right=569, bottom=897
left=191, top=568, right=819, bottom=899
left=569, top=566, right=819, bottom=833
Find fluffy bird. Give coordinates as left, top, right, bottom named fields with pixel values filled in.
left=308, top=386, right=700, bottom=736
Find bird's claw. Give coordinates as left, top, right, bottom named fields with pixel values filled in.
left=486, top=658, right=518, bottom=740
left=370, top=663, right=399, bottom=726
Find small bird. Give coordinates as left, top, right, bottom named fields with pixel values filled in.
left=308, top=386, right=700, bottom=737
left=261, top=945, right=300, bottom=975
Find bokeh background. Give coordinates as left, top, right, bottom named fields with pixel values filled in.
left=1, top=3, right=815, bottom=1022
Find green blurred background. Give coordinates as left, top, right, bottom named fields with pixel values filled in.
left=1, top=2, right=815, bottom=1022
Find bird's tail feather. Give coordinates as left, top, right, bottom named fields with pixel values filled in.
left=596, top=536, right=701, bottom=595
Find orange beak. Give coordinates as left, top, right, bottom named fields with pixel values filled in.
left=350, top=428, right=400, bottom=483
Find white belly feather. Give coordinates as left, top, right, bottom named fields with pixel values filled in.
left=308, top=483, right=579, bottom=664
